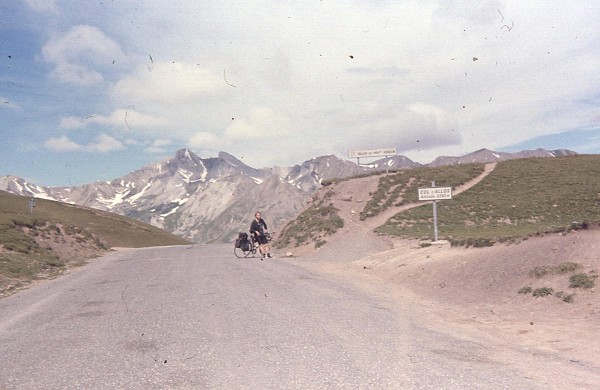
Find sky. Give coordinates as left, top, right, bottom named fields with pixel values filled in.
left=1, top=0, right=600, bottom=186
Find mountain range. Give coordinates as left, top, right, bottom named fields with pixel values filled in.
left=0, top=147, right=577, bottom=243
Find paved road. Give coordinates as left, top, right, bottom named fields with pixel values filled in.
left=0, top=244, right=542, bottom=389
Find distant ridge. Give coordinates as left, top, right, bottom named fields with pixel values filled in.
left=428, top=148, right=578, bottom=167
left=0, top=147, right=578, bottom=243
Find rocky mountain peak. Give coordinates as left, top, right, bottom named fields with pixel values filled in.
left=217, top=151, right=249, bottom=169
left=173, top=147, right=201, bottom=165
left=176, top=147, right=195, bottom=159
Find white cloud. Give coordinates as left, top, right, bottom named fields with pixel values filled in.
left=25, top=0, right=58, bottom=14
left=112, top=61, right=229, bottom=106
left=186, top=107, right=294, bottom=159
left=188, top=132, right=221, bottom=149
left=150, top=139, right=172, bottom=147
left=145, top=138, right=173, bottom=153
left=59, top=116, right=86, bottom=129
left=106, top=61, right=236, bottom=140
left=42, top=25, right=124, bottom=85
left=88, top=133, right=124, bottom=153
left=325, top=101, right=460, bottom=156
left=50, top=62, right=103, bottom=85
left=43, top=133, right=124, bottom=153
left=60, top=109, right=169, bottom=131
left=44, top=136, right=82, bottom=152
left=224, top=107, right=292, bottom=140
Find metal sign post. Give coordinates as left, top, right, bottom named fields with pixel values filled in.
left=418, top=182, right=452, bottom=242
left=432, top=185, right=438, bottom=241
left=29, top=197, right=36, bottom=214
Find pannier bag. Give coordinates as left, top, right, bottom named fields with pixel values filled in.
left=235, top=232, right=251, bottom=251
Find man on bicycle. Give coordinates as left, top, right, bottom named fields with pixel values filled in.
left=250, top=211, right=272, bottom=258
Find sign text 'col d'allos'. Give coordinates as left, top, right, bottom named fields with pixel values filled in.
left=418, top=186, right=452, bottom=201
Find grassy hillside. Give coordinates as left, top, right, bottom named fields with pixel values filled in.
left=360, top=163, right=486, bottom=220
left=277, top=155, right=600, bottom=249
left=276, top=190, right=344, bottom=249
left=0, top=191, right=190, bottom=296
left=377, top=155, right=600, bottom=245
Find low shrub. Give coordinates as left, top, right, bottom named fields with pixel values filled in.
left=450, top=237, right=495, bottom=248
left=315, top=239, right=327, bottom=249
left=556, top=262, right=580, bottom=274
left=518, top=286, right=532, bottom=294
left=532, top=287, right=553, bottom=297
left=529, top=262, right=581, bottom=278
left=529, top=266, right=552, bottom=278
left=555, top=291, right=575, bottom=303
left=569, top=273, right=596, bottom=289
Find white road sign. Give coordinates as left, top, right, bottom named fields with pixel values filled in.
left=418, top=187, right=452, bottom=201
left=348, top=148, right=397, bottom=159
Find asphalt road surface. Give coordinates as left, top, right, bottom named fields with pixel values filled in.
left=1, top=244, right=544, bottom=389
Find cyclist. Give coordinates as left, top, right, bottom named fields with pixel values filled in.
left=250, top=211, right=272, bottom=258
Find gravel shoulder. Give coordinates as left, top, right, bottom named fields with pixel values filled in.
left=287, top=228, right=600, bottom=389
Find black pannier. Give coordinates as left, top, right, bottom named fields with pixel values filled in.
left=235, top=232, right=251, bottom=251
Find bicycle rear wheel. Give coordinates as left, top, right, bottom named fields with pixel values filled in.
left=234, top=245, right=253, bottom=258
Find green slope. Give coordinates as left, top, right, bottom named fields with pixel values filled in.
left=376, top=155, right=600, bottom=245
left=0, top=191, right=190, bottom=296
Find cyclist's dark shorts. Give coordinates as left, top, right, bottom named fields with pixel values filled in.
left=256, top=235, right=268, bottom=245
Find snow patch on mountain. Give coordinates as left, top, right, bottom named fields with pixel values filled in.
left=129, top=182, right=152, bottom=203
left=178, top=169, right=194, bottom=183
